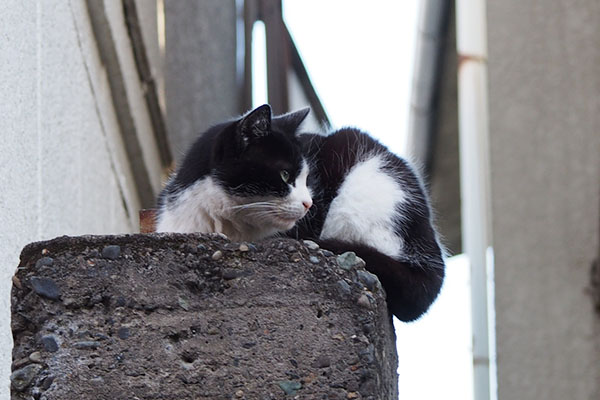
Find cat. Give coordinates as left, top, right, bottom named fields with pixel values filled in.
left=156, top=104, right=445, bottom=321
left=156, top=105, right=313, bottom=241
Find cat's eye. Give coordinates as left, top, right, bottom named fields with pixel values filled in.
left=280, top=170, right=290, bottom=183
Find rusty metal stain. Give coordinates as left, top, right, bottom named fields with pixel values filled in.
left=458, top=53, right=487, bottom=69
left=139, top=209, right=157, bottom=233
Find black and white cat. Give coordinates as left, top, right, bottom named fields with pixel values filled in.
left=156, top=104, right=445, bottom=321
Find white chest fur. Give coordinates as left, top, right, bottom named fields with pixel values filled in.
left=156, top=177, right=234, bottom=235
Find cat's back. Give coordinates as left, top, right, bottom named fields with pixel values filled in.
left=299, top=128, right=444, bottom=321
left=304, top=128, right=423, bottom=199
left=324, top=130, right=413, bottom=250
left=298, top=128, right=430, bottom=256
left=157, top=122, right=233, bottom=208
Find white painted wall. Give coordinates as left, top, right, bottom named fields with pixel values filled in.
left=0, top=1, right=149, bottom=396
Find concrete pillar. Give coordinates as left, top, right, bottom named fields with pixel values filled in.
left=11, top=234, right=397, bottom=399
left=487, top=1, right=600, bottom=398
left=165, top=1, right=240, bottom=163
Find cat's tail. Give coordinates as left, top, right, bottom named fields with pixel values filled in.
left=317, top=239, right=445, bottom=322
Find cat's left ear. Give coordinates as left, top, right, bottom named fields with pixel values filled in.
left=237, top=104, right=272, bottom=150
left=272, top=107, right=310, bottom=134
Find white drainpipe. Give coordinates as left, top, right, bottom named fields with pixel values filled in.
left=456, top=1, right=496, bottom=400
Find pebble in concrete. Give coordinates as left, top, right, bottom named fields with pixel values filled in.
left=357, top=270, right=380, bottom=292
left=101, top=245, right=121, bottom=260
left=336, top=252, right=366, bottom=270
left=336, top=280, right=352, bottom=297
left=117, top=327, right=130, bottom=340
left=30, top=277, right=60, bottom=300
left=10, top=364, right=42, bottom=392
left=41, top=335, right=59, bottom=352
left=277, top=380, right=302, bottom=395
left=357, top=294, right=372, bottom=309
left=35, top=257, right=54, bottom=269
left=302, top=240, right=320, bottom=250
left=313, top=355, right=331, bottom=368
left=73, top=341, right=100, bottom=350
left=28, top=352, right=42, bottom=363
left=238, top=244, right=249, bottom=252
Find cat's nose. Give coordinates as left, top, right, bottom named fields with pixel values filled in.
left=302, top=200, right=312, bottom=211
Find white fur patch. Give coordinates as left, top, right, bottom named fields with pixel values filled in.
left=319, top=155, right=405, bottom=258
left=289, top=161, right=312, bottom=209
left=156, top=177, right=234, bottom=235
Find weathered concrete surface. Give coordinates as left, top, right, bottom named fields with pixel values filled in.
left=11, top=234, right=397, bottom=399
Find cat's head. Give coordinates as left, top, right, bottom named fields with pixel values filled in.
left=214, top=104, right=313, bottom=233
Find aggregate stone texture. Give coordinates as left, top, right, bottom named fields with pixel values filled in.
left=11, top=233, right=398, bottom=399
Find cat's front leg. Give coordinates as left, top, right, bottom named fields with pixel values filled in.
left=213, top=218, right=224, bottom=235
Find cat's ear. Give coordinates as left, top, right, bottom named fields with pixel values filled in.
left=272, top=107, right=310, bottom=134
left=237, top=104, right=272, bottom=149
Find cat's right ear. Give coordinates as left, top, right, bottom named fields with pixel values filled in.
left=237, top=104, right=272, bottom=150
left=272, top=107, right=310, bottom=134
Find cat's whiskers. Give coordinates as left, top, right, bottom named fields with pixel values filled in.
left=246, top=208, right=288, bottom=217
left=246, top=207, right=302, bottom=222
left=230, top=202, right=278, bottom=209
left=228, top=201, right=281, bottom=214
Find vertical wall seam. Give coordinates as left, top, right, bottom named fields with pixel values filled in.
left=36, top=0, right=42, bottom=240
left=121, top=0, right=172, bottom=167
left=85, top=0, right=158, bottom=208
left=68, top=0, right=134, bottom=231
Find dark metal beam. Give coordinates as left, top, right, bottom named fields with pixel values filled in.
left=122, top=0, right=172, bottom=168
left=284, top=24, right=329, bottom=127
left=242, top=0, right=329, bottom=126
left=260, top=0, right=289, bottom=115
left=242, top=0, right=258, bottom=111
left=86, top=0, right=156, bottom=207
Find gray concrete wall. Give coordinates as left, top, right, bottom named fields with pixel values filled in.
left=0, top=1, right=164, bottom=396
left=487, top=1, right=600, bottom=398
left=165, top=0, right=239, bottom=162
